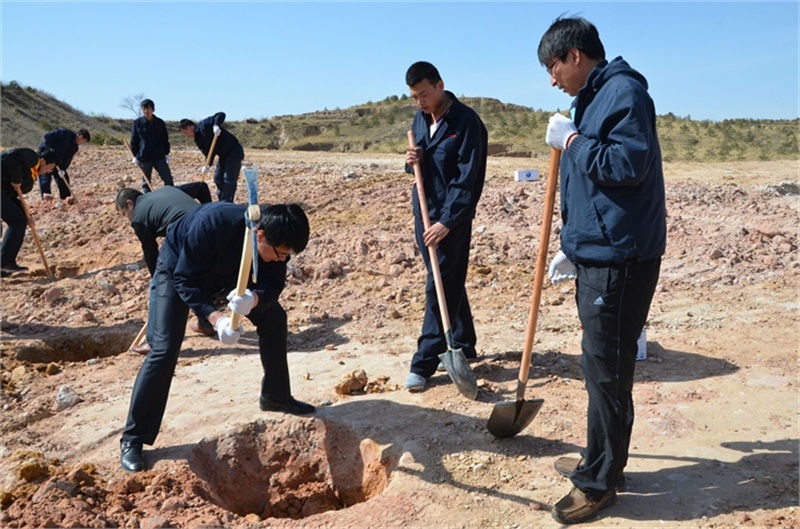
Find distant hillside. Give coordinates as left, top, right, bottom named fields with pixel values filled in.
left=2, top=81, right=797, bottom=163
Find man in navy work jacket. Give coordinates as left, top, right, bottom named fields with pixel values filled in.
left=538, top=16, right=667, bottom=524
left=403, top=61, right=487, bottom=393
left=119, top=201, right=315, bottom=472
left=129, top=99, right=173, bottom=192
left=179, top=112, right=244, bottom=202
left=38, top=128, right=90, bottom=203
left=115, top=184, right=215, bottom=351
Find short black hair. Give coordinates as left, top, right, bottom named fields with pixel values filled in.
left=140, top=99, right=155, bottom=110
left=179, top=119, right=195, bottom=130
left=114, top=187, right=143, bottom=211
left=406, top=61, right=442, bottom=87
left=37, top=147, right=57, bottom=165
left=78, top=128, right=91, bottom=142
left=537, top=16, right=605, bottom=66
left=258, top=203, right=310, bottom=253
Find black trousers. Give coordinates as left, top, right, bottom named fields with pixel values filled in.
left=571, top=258, right=661, bottom=499
left=176, top=182, right=213, bottom=204
left=1, top=192, right=27, bottom=268
left=410, top=217, right=476, bottom=378
left=38, top=170, right=71, bottom=199
left=140, top=159, right=174, bottom=192
left=213, top=155, right=242, bottom=203
left=122, top=265, right=292, bottom=446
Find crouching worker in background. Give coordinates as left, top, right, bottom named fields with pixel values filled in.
left=119, top=202, right=315, bottom=472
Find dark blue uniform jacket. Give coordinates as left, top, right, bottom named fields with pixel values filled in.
left=193, top=112, right=244, bottom=161
left=130, top=116, right=170, bottom=162
left=159, top=202, right=285, bottom=321
left=39, top=129, right=78, bottom=170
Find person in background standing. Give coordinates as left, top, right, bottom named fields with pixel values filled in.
left=403, top=61, right=487, bottom=393
left=130, top=99, right=173, bottom=192
left=538, top=16, right=667, bottom=524
left=179, top=112, right=244, bottom=202
left=38, top=128, right=90, bottom=204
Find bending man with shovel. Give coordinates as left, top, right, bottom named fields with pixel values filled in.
left=119, top=201, right=315, bottom=473
left=403, top=61, right=487, bottom=394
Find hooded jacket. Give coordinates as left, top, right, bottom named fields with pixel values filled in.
left=560, top=57, right=667, bottom=264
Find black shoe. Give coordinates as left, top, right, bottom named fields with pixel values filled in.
left=259, top=396, right=315, bottom=415
left=2, top=263, right=28, bottom=271
left=554, top=456, right=626, bottom=492
left=0, top=270, right=10, bottom=278
left=120, top=441, right=145, bottom=472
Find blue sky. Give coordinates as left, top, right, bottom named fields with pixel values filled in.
left=2, top=1, right=797, bottom=122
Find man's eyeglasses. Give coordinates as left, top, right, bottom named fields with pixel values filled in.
left=272, top=245, right=291, bottom=260
left=546, top=57, right=562, bottom=76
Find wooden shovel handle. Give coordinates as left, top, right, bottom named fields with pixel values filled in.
left=230, top=227, right=253, bottom=329
left=14, top=187, right=54, bottom=278
left=201, top=134, right=220, bottom=183
left=407, top=131, right=453, bottom=336
left=516, top=148, right=561, bottom=398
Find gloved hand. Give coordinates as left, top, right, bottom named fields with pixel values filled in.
left=546, top=113, right=578, bottom=150
left=215, top=316, right=242, bottom=345
left=227, top=288, right=255, bottom=316
left=57, top=169, right=66, bottom=178
left=548, top=250, right=577, bottom=284
left=131, top=156, right=139, bottom=166
left=165, top=155, right=171, bottom=164
left=200, top=165, right=210, bottom=175
left=213, top=125, right=222, bottom=136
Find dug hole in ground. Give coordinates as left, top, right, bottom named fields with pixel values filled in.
left=0, top=148, right=797, bottom=528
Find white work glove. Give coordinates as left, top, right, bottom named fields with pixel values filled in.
left=546, top=113, right=578, bottom=151
left=57, top=169, right=66, bottom=178
left=227, top=288, right=255, bottom=316
left=200, top=165, right=210, bottom=175
left=548, top=250, right=577, bottom=284
left=213, top=125, right=222, bottom=136
left=215, top=316, right=242, bottom=345
left=165, top=155, right=171, bottom=164
left=131, top=156, right=139, bottom=166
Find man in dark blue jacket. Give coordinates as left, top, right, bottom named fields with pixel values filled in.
left=179, top=112, right=244, bottom=202
left=403, top=61, right=487, bottom=392
left=129, top=99, right=173, bottom=192
left=38, top=128, right=90, bottom=203
left=538, top=17, right=667, bottom=524
left=119, top=202, right=314, bottom=472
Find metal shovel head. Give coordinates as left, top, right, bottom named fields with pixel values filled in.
left=487, top=397, right=545, bottom=439
left=438, top=347, right=478, bottom=400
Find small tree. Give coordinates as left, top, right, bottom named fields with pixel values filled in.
left=120, top=93, right=146, bottom=118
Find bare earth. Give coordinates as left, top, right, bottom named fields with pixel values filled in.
left=0, top=147, right=798, bottom=529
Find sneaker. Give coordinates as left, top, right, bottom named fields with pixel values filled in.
left=551, top=486, right=616, bottom=525
left=554, top=456, right=626, bottom=492
left=404, top=373, right=427, bottom=392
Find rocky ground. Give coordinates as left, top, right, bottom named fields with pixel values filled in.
left=0, top=147, right=798, bottom=529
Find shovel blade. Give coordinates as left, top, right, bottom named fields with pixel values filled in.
left=487, top=398, right=545, bottom=439
left=438, top=348, right=478, bottom=400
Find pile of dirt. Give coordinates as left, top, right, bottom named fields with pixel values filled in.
left=0, top=148, right=797, bottom=528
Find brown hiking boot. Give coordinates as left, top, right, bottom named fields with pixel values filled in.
left=551, top=486, right=616, bottom=525
left=554, top=456, right=626, bottom=491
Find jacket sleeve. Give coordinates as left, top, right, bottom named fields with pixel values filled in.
left=439, top=120, right=486, bottom=228
left=171, top=217, right=222, bottom=319
left=130, top=120, right=140, bottom=157
left=161, top=119, right=171, bottom=156
left=567, top=85, right=656, bottom=188
left=212, top=112, right=227, bottom=127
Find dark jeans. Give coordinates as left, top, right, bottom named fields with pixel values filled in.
left=410, top=218, right=476, bottom=378
left=571, top=258, right=661, bottom=499
left=140, top=159, right=174, bottom=192
left=122, top=264, right=292, bottom=446
left=213, top=155, right=242, bottom=202
left=38, top=170, right=72, bottom=199
left=1, top=192, right=27, bottom=268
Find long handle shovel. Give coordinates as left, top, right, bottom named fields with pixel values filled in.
left=129, top=322, right=148, bottom=350
left=407, top=131, right=478, bottom=400
left=123, top=139, right=155, bottom=192
left=200, top=134, right=219, bottom=183
left=231, top=168, right=260, bottom=329
left=487, top=148, right=561, bottom=438
left=14, top=187, right=54, bottom=278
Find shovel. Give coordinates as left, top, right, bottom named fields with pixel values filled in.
left=487, top=148, right=561, bottom=438
left=200, top=134, right=219, bottom=184
left=407, top=131, right=478, bottom=400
